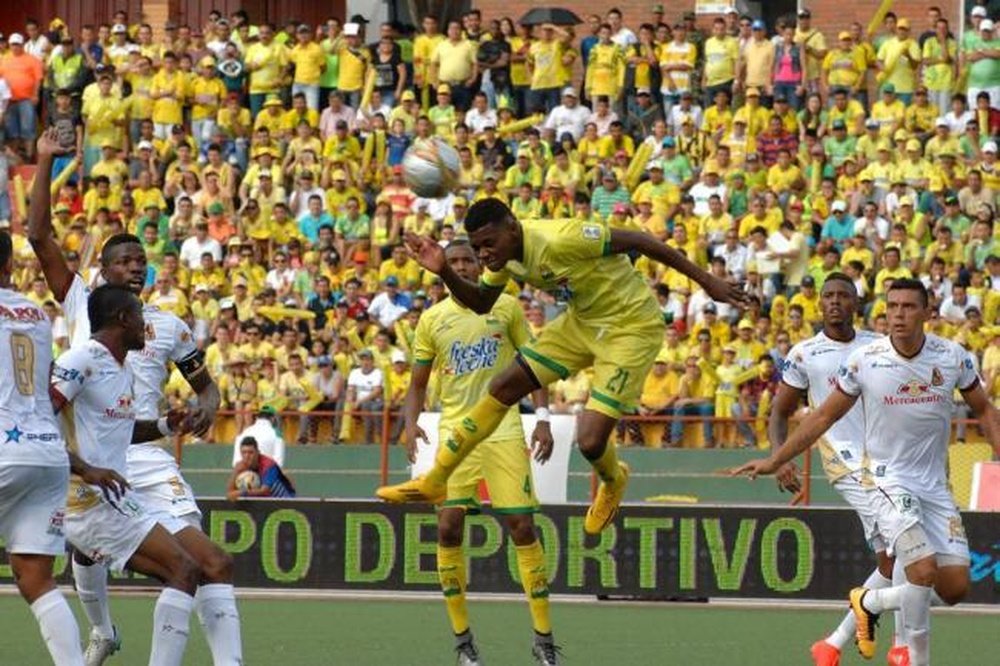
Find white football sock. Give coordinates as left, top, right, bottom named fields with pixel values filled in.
left=825, top=567, right=892, bottom=649
left=892, top=557, right=906, bottom=646
left=150, top=588, right=194, bottom=666
left=31, top=589, right=85, bottom=666
left=900, top=583, right=932, bottom=666
left=195, top=584, right=244, bottom=665
left=72, top=558, right=114, bottom=639
left=862, top=583, right=905, bottom=614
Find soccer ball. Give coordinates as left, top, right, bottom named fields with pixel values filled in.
left=235, top=470, right=261, bottom=492
left=402, top=137, right=461, bottom=198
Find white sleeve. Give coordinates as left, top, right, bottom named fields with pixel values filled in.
left=781, top=344, right=809, bottom=390
left=957, top=346, right=981, bottom=392
left=52, top=347, right=89, bottom=404
left=168, top=316, right=200, bottom=365
left=273, top=434, right=286, bottom=468
left=836, top=348, right=863, bottom=397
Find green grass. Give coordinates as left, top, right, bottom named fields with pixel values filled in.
left=2, top=594, right=993, bottom=665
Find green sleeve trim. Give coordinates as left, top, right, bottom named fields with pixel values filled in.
left=491, top=505, right=539, bottom=515
left=414, top=358, right=434, bottom=366
left=520, top=346, right=571, bottom=380
left=590, top=389, right=626, bottom=413
left=440, top=498, right=480, bottom=510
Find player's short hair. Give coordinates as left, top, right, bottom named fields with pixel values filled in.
left=822, top=272, right=856, bottom=293
left=88, top=284, right=137, bottom=333
left=465, top=199, right=513, bottom=235
left=887, top=278, right=929, bottom=307
left=241, top=436, right=259, bottom=449
left=0, top=231, right=11, bottom=269
left=101, top=233, right=143, bottom=265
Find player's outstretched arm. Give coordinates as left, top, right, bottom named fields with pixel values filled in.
left=130, top=408, right=192, bottom=444
left=28, top=129, right=75, bottom=302
left=733, top=388, right=857, bottom=479
left=180, top=356, right=221, bottom=437
left=403, top=362, right=433, bottom=463
left=961, top=382, right=1000, bottom=458
left=404, top=231, right=503, bottom=314
left=609, top=229, right=749, bottom=308
left=767, top=382, right=806, bottom=493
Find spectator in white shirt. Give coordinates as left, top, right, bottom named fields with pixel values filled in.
left=939, top=284, right=981, bottom=324
left=544, top=87, right=592, bottom=141
left=714, top=232, right=750, bottom=281
left=288, top=172, right=326, bottom=219
left=178, top=221, right=223, bottom=269
left=586, top=96, right=619, bottom=136
left=265, top=251, right=298, bottom=297
left=304, top=356, right=345, bottom=444
left=367, top=276, right=411, bottom=328
left=688, top=168, right=727, bottom=216
left=464, top=91, right=498, bottom=135
left=233, top=406, right=286, bottom=467
left=348, top=349, right=384, bottom=444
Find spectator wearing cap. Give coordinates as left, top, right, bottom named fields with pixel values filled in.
left=3, top=32, right=44, bottom=160
left=245, top=22, right=290, bottom=116
left=871, top=84, right=905, bottom=138
left=793, top=9, right=828, bottom=95
left=589, top=169, right=630, bottom=219
left=47, top=33, right=85, bottom=102
left=821, top=31, right=866, bottom=100
left=625, top=87, right=664, bottom=142
left=739, top=19, right=774, bottom=97
left=431, top=20, right=477, bottom=112
left=304, top=355, right=345, bottom=444
left=347, top=349, right=384, bottom=444
left=962, top=16, right=1000, bottom=110
left=543, top=87, right=590, bottom=142
left=368, top=274, right=411, bottom=328
left=876, top=17, right=921, bottom=103
left=288, top=24, right=326, bottom=111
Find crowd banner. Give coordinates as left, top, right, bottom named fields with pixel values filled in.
left=411, top=412, right=575, bottom=505
left=6, top=502, right=997, bottom=604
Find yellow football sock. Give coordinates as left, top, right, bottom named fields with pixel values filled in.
left=516, top=540, right=551, bottom=634
left=429, top=394, right=508, bottom=484
left=437, top=545, right=469, bottom=635
left=590, top=442, right=622, bottom=484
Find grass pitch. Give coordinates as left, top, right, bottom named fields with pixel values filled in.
left=1, top=592, right=993, bottom=665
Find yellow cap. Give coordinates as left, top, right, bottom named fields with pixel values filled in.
left=401, top=90, right=416, bottom=102
left=897, top=18, right=910, bottom=29
left=899, top=196, right=914, bottom=207
left=655, top=349, right=671, bottom=364
left=838, top=31, right=851, bottom=40
left=332, top=170, right=347, bottom=181
left=893, top=128, right=909, bottom=141
left=906, top=139, right=922, bottom=152
left=723, top=344, right=737, bottom=353
left=437, top=84, right=451, bottom=95
left=453, top=196, right=468, bottom=206
left=263, top=95, right=283, bottom=108
left=737, top=319, right=754, bottom=330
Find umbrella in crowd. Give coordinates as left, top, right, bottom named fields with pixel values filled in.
left=518, top=8, right=583, bottom=26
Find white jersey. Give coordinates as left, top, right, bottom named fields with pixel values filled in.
left=52, top=339, right=136, bottom=515
left=782, top=329, right=882, bottom=482
left=0, top=289, right=66, bottom=467
left=838, top=334, right=980, bottom=495
left=61, top=274, right=200, bottom=488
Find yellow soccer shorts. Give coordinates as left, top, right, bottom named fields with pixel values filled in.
left=519, top=311, right=663, bottom=419
left=443, top=436, right=538, bottom=514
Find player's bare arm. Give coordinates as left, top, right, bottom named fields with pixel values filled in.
left=403, top=361, right=433, bottom=463
left=178, top=350, right=221, bottom=436
left=733, top=388, right=857, bottom=479
left=767, top=382, right=806, bottom=493
left=608, top=229, right=749, bottom=308
left=405, top=231, right=503, bottom=314
left=67, top=450, right=130, bottom=502
left=130, top=408, right=193, bottom=444
left=960, top=381, right=1000, bottom=456
left=28, top=129, right=75, bottom=301
left=530, top=387, right=554, bottom=463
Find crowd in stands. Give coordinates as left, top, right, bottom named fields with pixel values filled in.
left=0, top=4, right=998, bottom=448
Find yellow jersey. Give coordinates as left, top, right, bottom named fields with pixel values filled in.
left=412, top=294, right=530, bottom=440
left=481, top=218, right=660, bottom=328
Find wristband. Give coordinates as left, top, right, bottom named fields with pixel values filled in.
left=157, top=416, right=173, bottom=437
left=535, top=407, right=551, bottom=422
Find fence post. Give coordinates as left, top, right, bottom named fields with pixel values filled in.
left=379, top=403, right=392, bottom=486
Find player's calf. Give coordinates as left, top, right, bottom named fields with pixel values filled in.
left=175, top=527, right=233, bottom=584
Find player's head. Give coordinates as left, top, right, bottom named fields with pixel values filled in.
left=886, top=278, right=930, bottom=338
left=464, top=199, right=521, bottom=272
left=239, top=436, right=260, bottom=468
left=0, top=231, right=12, bottom=285
left=819, top=272, right=858, bottom=327
left=88, top=284, right=146, bottom=351
left=444, top=240, right=481, bottom=282
left=100, top=234, right=148, bottom=294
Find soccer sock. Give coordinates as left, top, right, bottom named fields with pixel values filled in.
left=900, top=583, right=932, bottom=666
left=862, top=584, right=905, bottom=614
left=437, top=545, right=469, bottom=635
left=825, top=567, right=892, bottom=648
left=150, top=588, right=194, bottom=666
left=585, top=441, right=623, bottom=484
left=892, top=557, right=907, bottom=646
left=515, top=540, right=552, bottom=635
left=31, top=589, right=85, bottom=666
left=429, top=394, right=508, bottom=484
left=72, top=558, right=114, bottom=639
left=195, top=584, right=243, bottom=665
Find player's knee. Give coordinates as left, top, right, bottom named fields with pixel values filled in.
left=877, top=553, right=894, bottom=579
left=437, top=511, right=464, bottom=547
left=200, top=548, right=233, bottom=583
left=904, top=557, right=938, bottom=587
left=505, top=515, right=536, bottom=545
left=935, top=583, right=968, bottom=606
left=168, top=550, right=202, bottom=594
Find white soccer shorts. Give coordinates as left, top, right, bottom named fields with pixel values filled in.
left=0, top=465, right=69, bottom=556
left=131, top=475, right=203, bottom=535
left=834, top=474, right=888, bottom=553
left=868, top=484, right=970, bottom=565
left=65, top=491, right=158, bottom=573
